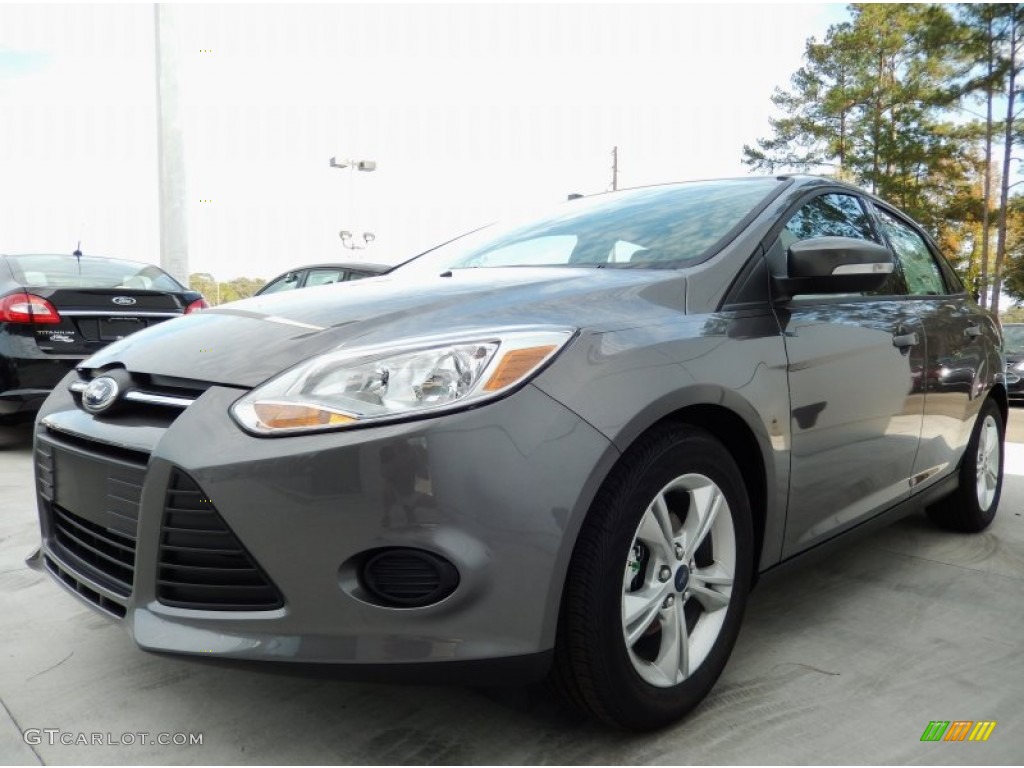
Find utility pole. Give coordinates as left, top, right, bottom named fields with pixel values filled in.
left=154, top=4, right=189, bottom=283
left=611, top=146, right=618, bottom=191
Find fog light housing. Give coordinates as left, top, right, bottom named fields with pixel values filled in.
left=359, top=548, right=460, bottom=608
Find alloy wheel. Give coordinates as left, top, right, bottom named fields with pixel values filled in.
left=621, top=473, right=736, bottom=687
left=976, top=414, right=1000, bottom=512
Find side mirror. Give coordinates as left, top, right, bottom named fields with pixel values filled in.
left=775, top=237, right=895, bottom=299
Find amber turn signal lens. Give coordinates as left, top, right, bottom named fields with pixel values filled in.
left=252, top=403, right=356, bottom=429
left=483, top=345, right=557, bottom=391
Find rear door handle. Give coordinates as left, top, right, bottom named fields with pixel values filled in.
left=965, top=324, right=983, bottom=338
left=892, top=331, right=919, bottom=349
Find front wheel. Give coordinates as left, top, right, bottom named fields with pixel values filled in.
left=927, top=397, right=1005, bottom=533
left=552, top=424, right=753, bottom=730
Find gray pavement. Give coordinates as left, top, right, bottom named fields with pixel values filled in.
left=1, top=415, right=1022, bottom=765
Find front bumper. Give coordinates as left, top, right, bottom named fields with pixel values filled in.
left=32, top=375, right=617, bottom=682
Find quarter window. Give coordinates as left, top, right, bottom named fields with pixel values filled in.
left=875, top=209, right=947, bottom=297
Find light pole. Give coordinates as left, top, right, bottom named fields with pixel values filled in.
left=330, top=156, right=377, bottom=251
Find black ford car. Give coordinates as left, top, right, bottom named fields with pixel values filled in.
left=0, top=253, right=207, bottom=425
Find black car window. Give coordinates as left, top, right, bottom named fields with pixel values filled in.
left=781, top=193, right=905, bottom=296
left=306, top=268, right=346, bottom=287
left=1003, top=325, right=1024, bottom=356
left=7, top=255, right=183, bottom=291
left=261, top=272, right=302, bottom=294
left=875, top=208, right=948, bottom=297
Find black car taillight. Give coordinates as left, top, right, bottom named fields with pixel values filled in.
left=184, top=298, right=209, bottom=314
left=0, top=292, right=62, bottom=324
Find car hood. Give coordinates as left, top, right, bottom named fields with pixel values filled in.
left=82, top=268, right=685, bottom=388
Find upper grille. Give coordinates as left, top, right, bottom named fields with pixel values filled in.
left=157, top=470, right=284, bottom=611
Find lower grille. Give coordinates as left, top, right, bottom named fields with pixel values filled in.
left=157, top=470, right=284, bottom=611
left=44, top=555, right=127, bottom=618
left=50, top=504, right=135, bottom=596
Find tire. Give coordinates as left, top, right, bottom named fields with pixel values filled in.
left=552, top=423, right=754, bottom=731
left=927, top=397, right=1005, bottom=533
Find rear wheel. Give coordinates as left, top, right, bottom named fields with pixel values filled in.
left=553, top=424, right=753, bottom=730
left=927, top=397, right=1004, bottom=533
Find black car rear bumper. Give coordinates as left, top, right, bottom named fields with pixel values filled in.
left=0, top=337, right=82, bottom=416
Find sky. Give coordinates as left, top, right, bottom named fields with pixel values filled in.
left=0, top=2, right=849, bottom=281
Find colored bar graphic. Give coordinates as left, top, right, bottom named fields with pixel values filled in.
left=920, top=720, right=996, bottom=742
left=968, top=721, right=997, bottom=742
left=921, top=721, right=949, bottom=741
left=944, top=721, right=973, bottom=741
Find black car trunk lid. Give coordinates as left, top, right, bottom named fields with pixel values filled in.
left=29, top=287, right=183, bottom=355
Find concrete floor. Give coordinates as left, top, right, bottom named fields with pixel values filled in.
left=1, top=415, right=1022, bottom=765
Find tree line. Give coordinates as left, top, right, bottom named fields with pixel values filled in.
left=188, top=274, right=264, bottom=305
left=743, top=3, right=1024, bottom=314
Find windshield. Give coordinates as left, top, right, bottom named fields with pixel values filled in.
left=6, top=254, right=184, bottom=291
left=394, top=178, right=783, bottom=276
left=1004, top=325, right=1024, bottom=355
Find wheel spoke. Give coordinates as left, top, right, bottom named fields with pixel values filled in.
left=684, top=485, right=723, bottom=562
left=689, top=582, right=731, bottom=612
left=690, top=560, right=733, bottom=612
left=650, top=600, right=686, bottom=685
left=637, top=496, right=675, bottom=557
left=623, top=583, right=671, bottom=646
left=676, top=600, right=690, bottom=679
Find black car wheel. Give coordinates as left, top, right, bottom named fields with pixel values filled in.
left=553, top=423, right=753, bottom=731
left=927, top=397, right=1005, bottom=533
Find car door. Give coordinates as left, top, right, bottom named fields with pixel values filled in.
left=772, top=191, right=926, bottom=557
left=871, top=204, right=1001, bottom=490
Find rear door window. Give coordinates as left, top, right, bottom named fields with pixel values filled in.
left=305, top=268, right=346, bottom=287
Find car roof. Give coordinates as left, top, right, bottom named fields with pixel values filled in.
left=275, top=262, right=391, bottom=273
left=0, top=252, right=168, bottom=269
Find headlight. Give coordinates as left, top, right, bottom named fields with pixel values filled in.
left=1014, top=360, right=1024, bottom=372
left=231, top=328, right=575, bottom=435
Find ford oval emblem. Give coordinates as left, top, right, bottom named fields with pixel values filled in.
left=112, top=296, right=137, bottom=306
left=81, top=377, right=120, bottom=414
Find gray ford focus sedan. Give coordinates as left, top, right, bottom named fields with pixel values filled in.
left=31, top=176, right=1005, bottom=730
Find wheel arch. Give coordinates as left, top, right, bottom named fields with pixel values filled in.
left=656, top=403, right=768, bottom=586
left=543, top=388, right=782, bottom=650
